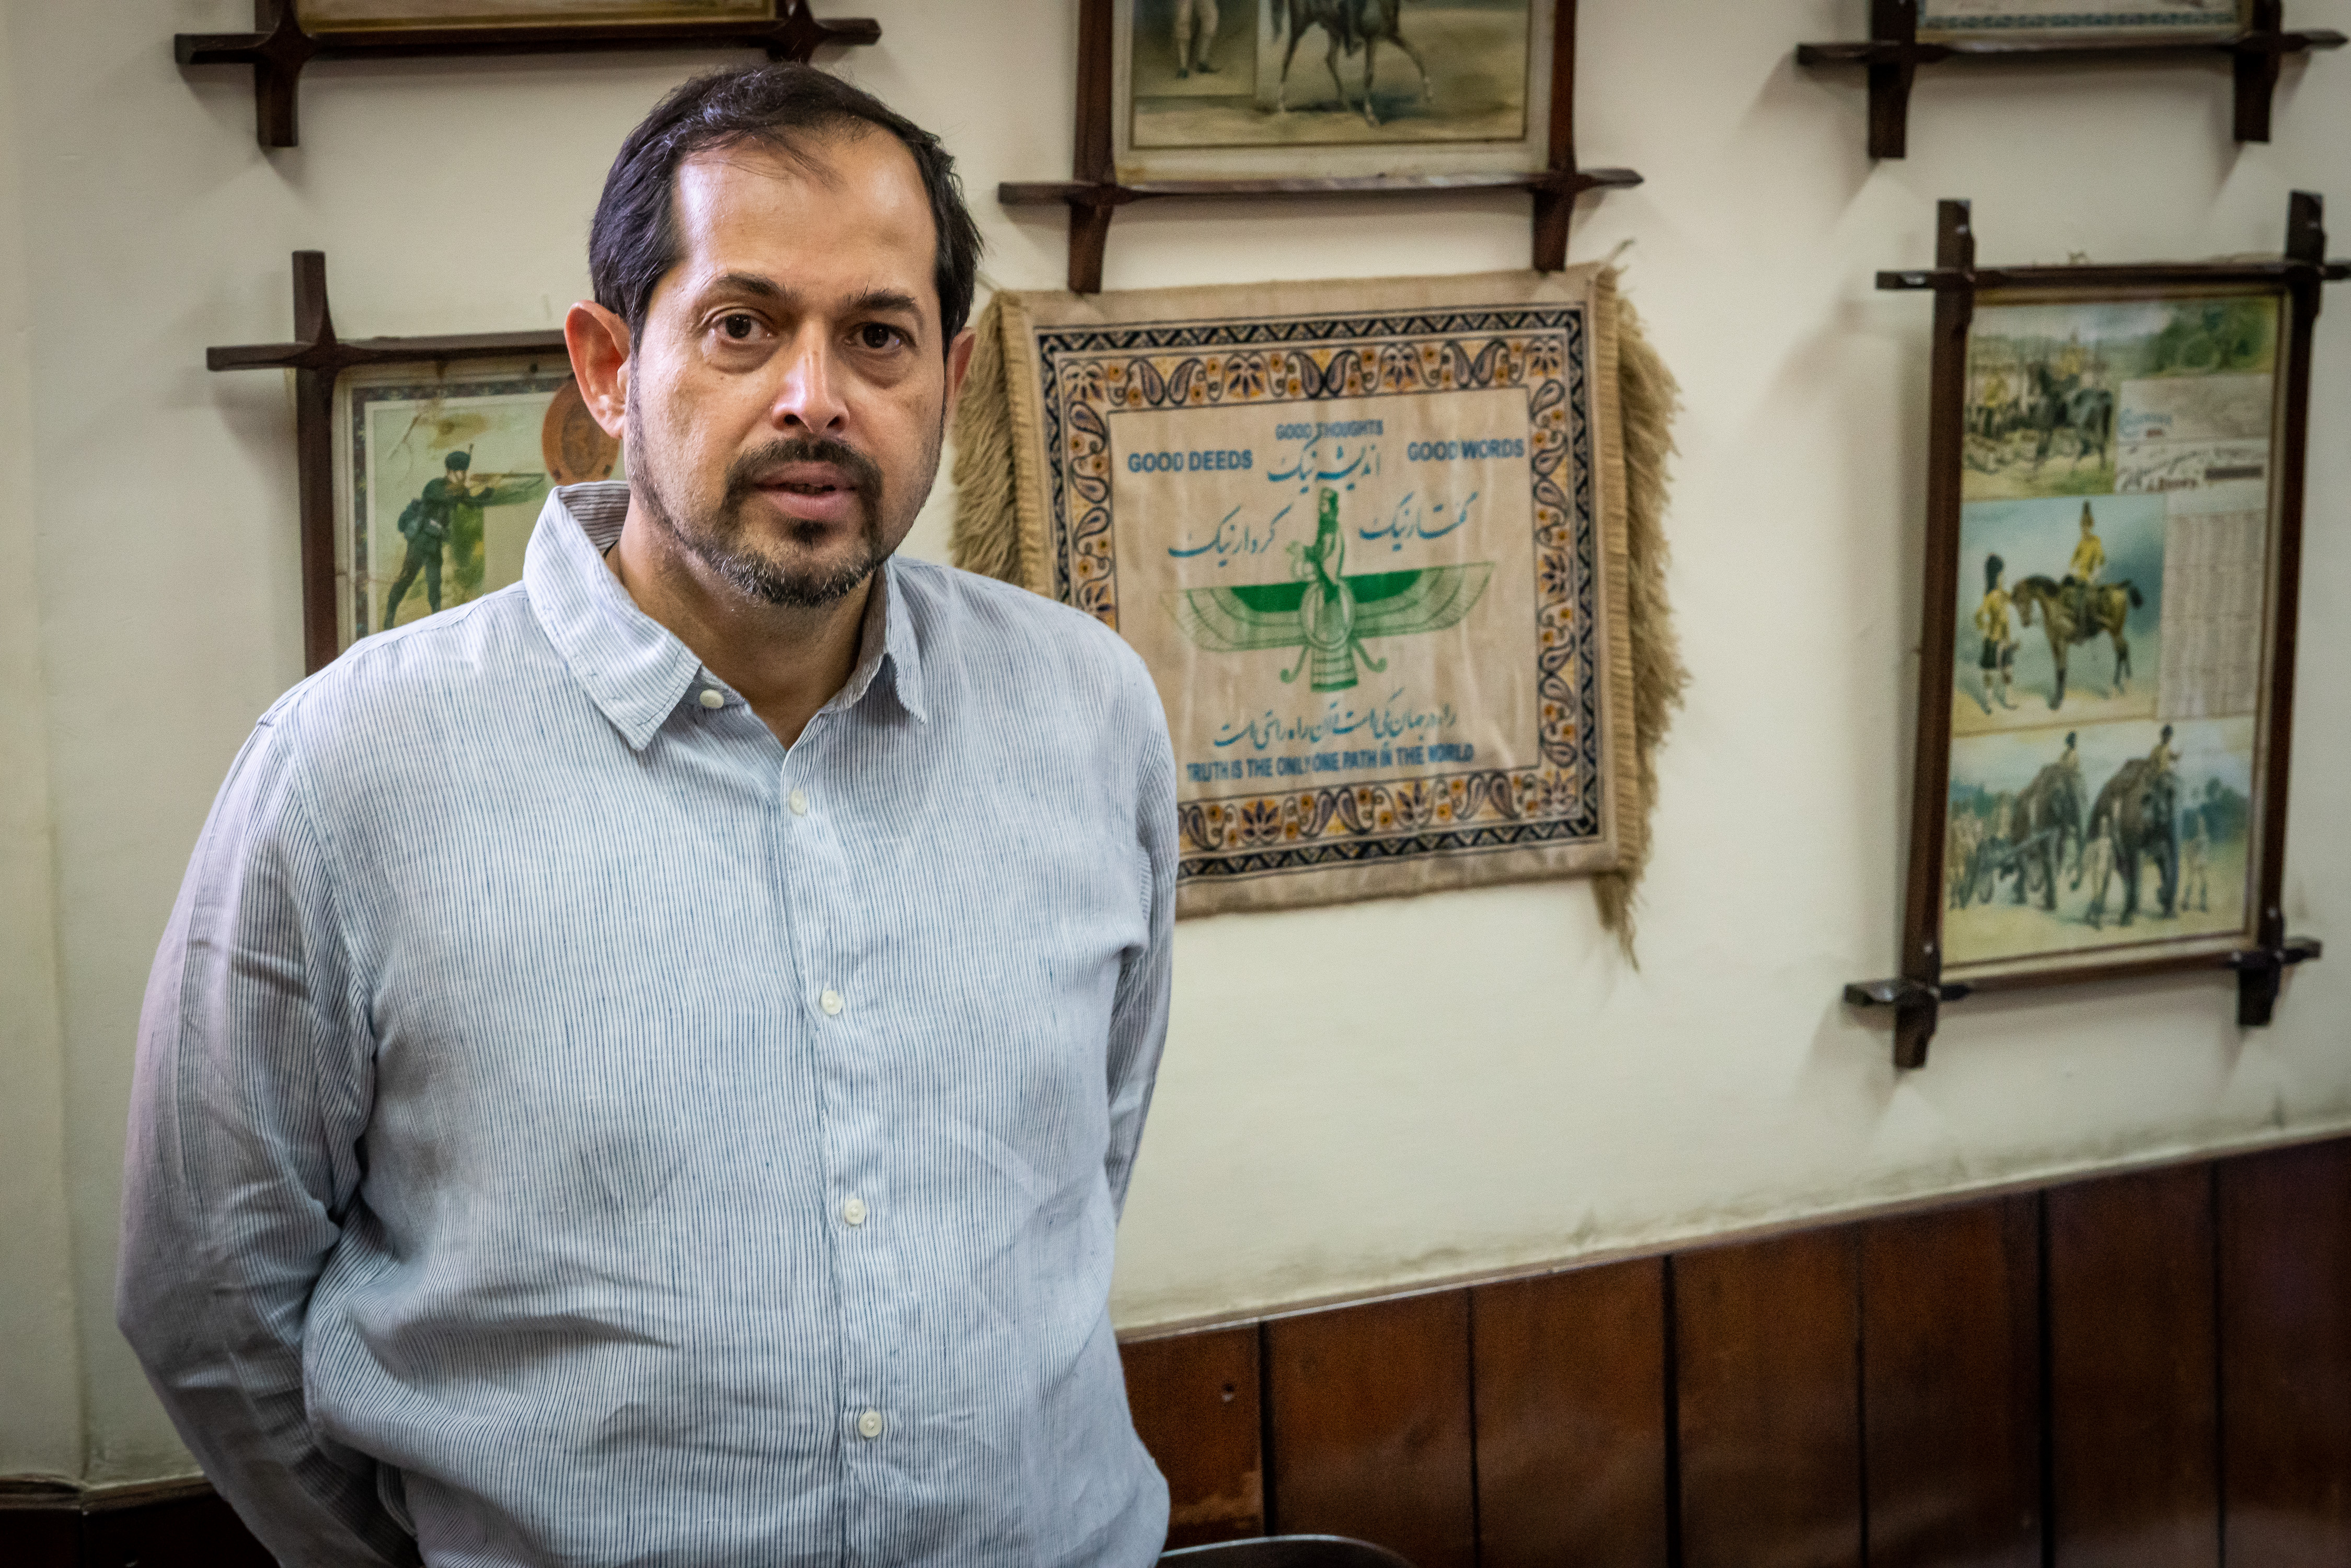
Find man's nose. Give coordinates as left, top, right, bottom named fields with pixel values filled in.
left=771, top=329, right=849, bottom=435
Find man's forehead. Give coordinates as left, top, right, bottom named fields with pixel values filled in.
left=666, top=131, right=935, bottom=306
left=674, top=130, right=926, bottom=230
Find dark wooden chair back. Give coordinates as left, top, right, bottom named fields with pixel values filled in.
left=1159, top=1537, right=1417, bottom=1568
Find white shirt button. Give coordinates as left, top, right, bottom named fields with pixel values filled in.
left=856, top=1409, right=884, bottom=1440
left=820, top=988, right=844, bottom=1017
left=788, top=788, right=809, bottom=816
left=842, top=1196, right=868, bottom=1226
left=698, top=688, right=724, bottom=710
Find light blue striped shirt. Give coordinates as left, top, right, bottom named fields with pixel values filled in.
left=119, top=484, right=1177, bottom=1567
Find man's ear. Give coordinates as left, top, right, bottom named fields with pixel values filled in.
left=565, top=302, right=631, bottom=438
left=942, top=326, right=977, bottom=421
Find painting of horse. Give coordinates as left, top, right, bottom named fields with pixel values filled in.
left=1272, top=0, right=1433, bottom=125
left=2010, top=574, right=2143, bottom=709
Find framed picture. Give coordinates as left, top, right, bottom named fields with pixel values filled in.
left=294, top=0, right=768, bottom=26
left=1945, top=289, right=2274, bottom=973
left=178, top=1, right=880, bottom=149
left=209, top=252, right=624, bottom=672
left=333, top=359, right=620, bottom=650
left=1854, top=196, right=2344, bottom=1067
left=1112, top=0, right=1562, bottom=181
left=1916, top=0, right=2248, bottom=42
left=1795, top=1, right=2344, bottom=160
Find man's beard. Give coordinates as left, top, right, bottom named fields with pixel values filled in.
left=627, top=396, right=896, bottom=610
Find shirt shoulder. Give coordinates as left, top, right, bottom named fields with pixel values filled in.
left=257, top=586, right=556, bottom=772
left=892, top=558, right=1158, bottom=713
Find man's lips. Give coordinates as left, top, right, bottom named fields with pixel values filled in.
left=749, top=462, right=860, bottom=525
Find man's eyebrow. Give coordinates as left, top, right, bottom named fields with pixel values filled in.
left=696, top=276, right=922, bottom=324
left=846, top=289, right=924, bottom=320
left=705, top=271, right=786, bottom=303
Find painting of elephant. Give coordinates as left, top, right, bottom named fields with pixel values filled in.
left=2001, top=758, right=2087, bottom=912
left=2085, top=758, right=2179, bottom=929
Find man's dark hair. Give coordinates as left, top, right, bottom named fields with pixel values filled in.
left=589, top=64, right=983, bottom=354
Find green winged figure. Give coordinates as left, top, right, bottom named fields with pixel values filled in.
left=1164, top=487, right=1492, bottom=692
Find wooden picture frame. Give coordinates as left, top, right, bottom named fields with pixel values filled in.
left=208, top=251, right=594, bottom=673
left=1849, top=194, right=2344, bottom=1069
left=176, top=0, right=879, bottom=149
left=1914, top=0, right=2250, bottom=44
left=1796, top=0, right=2344, bottom=160
left=998, top=0, right=1640, bottom=294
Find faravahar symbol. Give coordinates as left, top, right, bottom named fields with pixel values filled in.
left=1165, top=487, right=1492, bottom=692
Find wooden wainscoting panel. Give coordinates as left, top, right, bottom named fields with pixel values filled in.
left=2218, top=1137, right=2351, bottom=1566
left=2046, top=1162, right=2219, bottom=1568
left=81, top=1490, right=275, bottom=1568
left=1674, top=1229, right=1864, bottom=1568
left=1470, top=1258, right=1669, bottom=1568
left=1120, top=1326, right=1266, bottom=1547
left=0, top=1503, right=78, bottom=1568
left=1859, top=1195, right=2042, bottom=1568
left=1264, top=1290, right=1477, bottom=1568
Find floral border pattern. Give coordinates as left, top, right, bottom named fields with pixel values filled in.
left=1034, top=306, right=1602, bottom=886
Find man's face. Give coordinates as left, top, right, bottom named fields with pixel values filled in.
left=625, top=130, right=958, bottom=608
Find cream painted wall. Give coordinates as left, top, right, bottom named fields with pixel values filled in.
left=0, top=0, right=85, bottom=1486
left=5, top=0, right=2347, bottom=1485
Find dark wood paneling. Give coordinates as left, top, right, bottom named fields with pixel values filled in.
left=0, top=1486, right=272, bottom=1568
left=41, top=1133, right=2351, bottom=1567
left=1265, top=1291, right=1476, bottom=1568
left=1471, top=1258, right=1669, bottom=1568
left=0, top=1505, right=77, bottom=1568
left=1860, top=1195, right=2041, bottom=1568
left=2219, top=1138, right=2351, bottom=1566
left=1122, top=1327, right=1266, bottom=1548
left=82, top=1489, right=274, bottom=1568
left=1674, top=1229, right=1864, bottom=1568
left=2047, top=1163, right=2219, bottom=1568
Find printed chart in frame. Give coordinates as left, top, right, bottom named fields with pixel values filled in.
left=1003, top=269, right=1638, bottom=917
left=1944, top=289, right=2281, bottom=975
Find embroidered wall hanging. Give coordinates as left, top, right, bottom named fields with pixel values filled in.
left=952, top=267, right=1681, bottom=939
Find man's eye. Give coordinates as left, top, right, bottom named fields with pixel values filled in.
left=719, top=314, right=759, bottom=341
left=858, top=323, right=902, bottom=351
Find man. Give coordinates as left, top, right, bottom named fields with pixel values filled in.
left=380, top=450, right=473, bottom=626
left=1174, top=0, right=1219, bottom=78
left=2061, top=499, right=2105, bottom=628
left=120, top=65, right=1176, bottom=1567
left=1974, top=552, right=2017, bottom=712
left=2182, top=804, right=2211, bottom=913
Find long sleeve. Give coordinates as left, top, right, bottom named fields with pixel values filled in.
left=117, top=710, right=417, bottom=1568
left=1102, top=659, right=1177, bottom=1220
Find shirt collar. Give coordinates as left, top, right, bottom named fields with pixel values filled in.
left=838, top=548, right=929, bottom=725
left=525, top=482, right=927, bottom=751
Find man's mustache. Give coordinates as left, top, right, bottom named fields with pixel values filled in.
left=724, top=436, right=884, bottom=514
